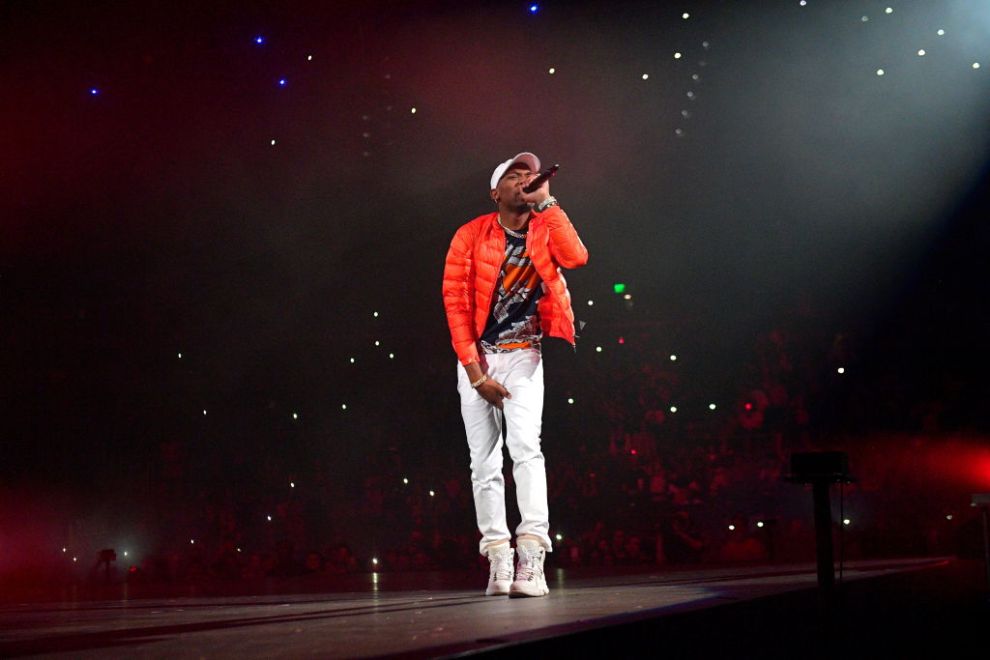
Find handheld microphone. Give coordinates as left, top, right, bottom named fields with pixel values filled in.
left=523, top=164, right=560, bottom=193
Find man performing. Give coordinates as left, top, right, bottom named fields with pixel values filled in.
left=442, top=151, right=589, bottom=597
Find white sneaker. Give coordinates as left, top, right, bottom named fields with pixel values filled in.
left=509, top=540, right=549, bottom=597
left=485, top=545, right=514, bottom=596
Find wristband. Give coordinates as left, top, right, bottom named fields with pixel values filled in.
left=470, top=374, right=489, bottom=389
left=536, top=196, right=558, bottom=212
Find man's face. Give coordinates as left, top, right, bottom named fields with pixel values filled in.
left=492, top=163, right=535, bottom=208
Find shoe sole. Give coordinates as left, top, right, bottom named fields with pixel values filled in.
left=486, top=581, right=511, bottom=596
left=508, top=585, right=549, bottom=598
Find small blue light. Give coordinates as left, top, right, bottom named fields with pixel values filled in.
left=278, top=78, right=287, bottom=86
left=255, top=36, right=264, bottom=45
left=529, top=4, right=539, bottom=13
left=90, top=88, right=99, bottom=95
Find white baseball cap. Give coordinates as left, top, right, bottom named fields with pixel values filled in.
left=490, top=151, right=541, bottom=189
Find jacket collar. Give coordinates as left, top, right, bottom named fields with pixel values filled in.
left=488, top=210, right=540, bottom=234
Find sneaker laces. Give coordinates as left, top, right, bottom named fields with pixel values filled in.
left=489, top=548, right=514, bottom=582
left=515, top=545, right=545, bottom=583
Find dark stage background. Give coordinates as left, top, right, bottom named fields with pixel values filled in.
left=2, top=0, right=989, bottom=583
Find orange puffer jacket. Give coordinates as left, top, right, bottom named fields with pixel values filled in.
left=442, top=205, right=589, bottom=366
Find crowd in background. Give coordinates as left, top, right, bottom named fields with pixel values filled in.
left=91, top=304, right=977, bottom=586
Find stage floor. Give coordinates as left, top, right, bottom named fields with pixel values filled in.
left=0, top=557, right=966, bottom=658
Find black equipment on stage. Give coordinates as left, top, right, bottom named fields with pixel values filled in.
left=787, top=451, right=853, bottom=596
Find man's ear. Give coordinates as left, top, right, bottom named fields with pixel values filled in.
left=490, top=189, right=499, bottom=206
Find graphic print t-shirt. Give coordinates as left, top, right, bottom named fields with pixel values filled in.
left=480, top=232, right=544, bottom=352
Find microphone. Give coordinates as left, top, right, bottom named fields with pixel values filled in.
left=523, top=164, right=560, bottom=193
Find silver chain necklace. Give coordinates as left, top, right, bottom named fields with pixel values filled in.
left=497, top=215, right=527, bottom=239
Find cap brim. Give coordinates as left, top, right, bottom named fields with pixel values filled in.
left=490, top=151, right=541, bottom=189
left=509, top=152, right=540, bottom=174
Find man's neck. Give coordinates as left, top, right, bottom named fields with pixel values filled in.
left=497, top=204, right=531, bottom=231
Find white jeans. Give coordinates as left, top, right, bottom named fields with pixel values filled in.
left=457, top=349, right=553, bottom=556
